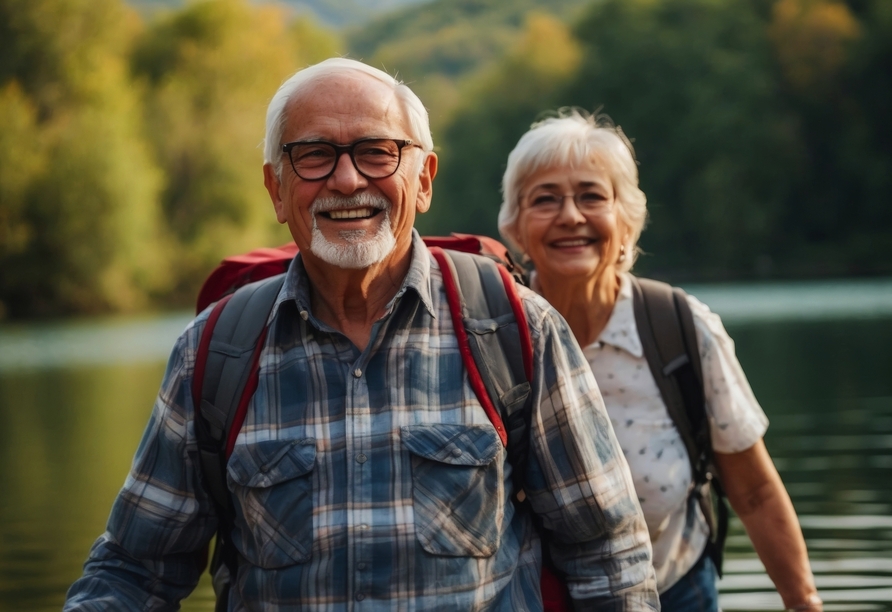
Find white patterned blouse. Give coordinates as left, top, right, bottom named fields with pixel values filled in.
left=582, top=272, right=769, bottom=592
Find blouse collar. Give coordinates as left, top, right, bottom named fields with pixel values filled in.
left=593, top=272, right=643, bottom=357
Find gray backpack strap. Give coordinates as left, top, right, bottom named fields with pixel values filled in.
left=630, top=276, right=706, bottom=469
left=197, top=274, right=286, bottom=509
left=439, top=250, right=532, bottom=490
left=193, top=274, right=285, bottom=612
left=630, top=275, right=727, bottom=574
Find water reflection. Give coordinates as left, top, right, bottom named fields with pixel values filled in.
left=0, top=280, right=890, bottom=611
left=720, top=315, right=892, bottom=611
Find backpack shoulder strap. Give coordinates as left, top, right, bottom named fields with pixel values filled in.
left=630, top=276, right=706, bottom=473
left=193, top=273, right=285, bottom=609
left=429, top=247, right=534, bottom=489
left=193, top=274, right=285, bottom=509
left=630, top=275, right=728, bottom=574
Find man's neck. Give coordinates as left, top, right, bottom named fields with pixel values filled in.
left=301, top=242, right=413, bottom=351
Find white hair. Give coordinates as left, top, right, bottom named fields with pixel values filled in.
left=498, top=108, right=648, bottom=272
left=263, top=58, right=434, bottom=179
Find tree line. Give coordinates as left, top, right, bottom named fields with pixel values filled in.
left=0, top=0, right=338, bottom=318
left=418, top=0, right=892, bottom=282
left=1, top=0, right=889, bottom=319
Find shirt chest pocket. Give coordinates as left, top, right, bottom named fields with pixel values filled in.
left=227, top=438, right=317, bottom=569
left=401, top=423, right=504, bottom=558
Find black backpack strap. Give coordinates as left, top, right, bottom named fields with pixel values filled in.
left=193, top=273, right=285, bottom=611
left=630, top=275, right=728, bottom=575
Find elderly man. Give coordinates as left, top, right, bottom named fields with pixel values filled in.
left=65, top=58, right=658, bottom=611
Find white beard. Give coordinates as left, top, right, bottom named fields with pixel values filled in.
left=309, top=194, right=397, bottom=269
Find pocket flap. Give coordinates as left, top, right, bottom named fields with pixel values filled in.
left=227, top=438, right=317, bottom=488
left=401, top=424, right=500, bottom=466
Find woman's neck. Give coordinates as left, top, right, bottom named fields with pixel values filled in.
left=534, top=270, right=621, bottom=348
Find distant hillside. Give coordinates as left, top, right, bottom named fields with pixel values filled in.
left=128, top=0, right=434, bottom=27
left=346, top=0, right=590, bottom=129
left=349, top=0, right=588, bottom=69
left=282, top=0, right=433, bottom=27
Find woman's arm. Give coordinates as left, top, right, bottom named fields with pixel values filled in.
left=714, top=439, right=822, bottom=611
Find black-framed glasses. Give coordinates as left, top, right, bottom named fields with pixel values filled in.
left=522, top=191, right=612, bottom=219
left=282, top=138, right=422, bottom=181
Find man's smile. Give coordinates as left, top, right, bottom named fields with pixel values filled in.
left=324, top=207, right=381, bottom=220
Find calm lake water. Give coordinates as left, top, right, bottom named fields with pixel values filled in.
left=1, top=278, right=891, bottom=611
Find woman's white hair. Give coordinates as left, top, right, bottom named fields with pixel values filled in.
left=263, top=58, right=434, bottom=179
left=498, top=108, right=648, bottom=272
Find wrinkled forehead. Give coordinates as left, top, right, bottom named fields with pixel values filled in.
left=282, top=70, right=409, bottom=140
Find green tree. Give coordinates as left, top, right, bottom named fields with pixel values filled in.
left=349, top=0, right=589, bottom=134
left=0, top=0, right=169, bottom=318
left=0, top=84, right=43, bottom=273
left=419, top=13, right=582, bottom=237
left=768, top=0, right=892, bottom=276
left=132, top=0, right=341, bottom=303
left=560, top=0, right=803, bottom=280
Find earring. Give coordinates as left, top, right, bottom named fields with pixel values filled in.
left=617, top=244, right=626, bottom=264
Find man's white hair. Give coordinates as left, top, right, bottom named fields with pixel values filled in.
left=498, top=108, right=648, bottom=272
left=264, top=58, right=434, bottom=179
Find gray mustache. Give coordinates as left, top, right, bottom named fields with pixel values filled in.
left=310, top=194, right=391, bottom=214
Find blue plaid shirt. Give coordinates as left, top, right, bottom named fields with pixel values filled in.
left=66, top=232, right=657, bottom=611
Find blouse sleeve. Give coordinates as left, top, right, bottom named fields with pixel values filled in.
left=687, top=294, right=769, bottom=453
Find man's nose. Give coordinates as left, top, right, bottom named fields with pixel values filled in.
left=327, top=151, right=368, bottom=194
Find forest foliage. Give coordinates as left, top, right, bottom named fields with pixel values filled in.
left=0, top=0, right=889, bottom=319
left=0, top=0, right=338, bottom=317
left=418, top=0, right=892, bottom=282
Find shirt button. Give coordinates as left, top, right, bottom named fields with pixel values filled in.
left=451, top=448, right=463, bottom=457
left=299, top=309, right=309, bottom=321
left=356, top=453, right=367, bottom=464
left=353, top=368, right=362, bottom=378
left=356, top=593, right=366, bottom=601
left=357, top=562, right=367, bottom=570
left=359, top=523, right=369, bottom=530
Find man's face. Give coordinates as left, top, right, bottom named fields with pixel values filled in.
left=263, top=71, right=437, bottom=272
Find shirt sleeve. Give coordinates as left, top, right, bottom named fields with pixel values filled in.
left=64, top=316, right=218, bottom=611
left=687, top=294, right=769, bottom=453
left=520, top=289, right=660, bottom=611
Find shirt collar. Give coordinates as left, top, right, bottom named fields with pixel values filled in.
left=596, top=272, right=643, bottom=357
left=271, top=229, right=436, bottom=325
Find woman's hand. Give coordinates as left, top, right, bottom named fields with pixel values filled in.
left=786, top=593, right=824, bottom=611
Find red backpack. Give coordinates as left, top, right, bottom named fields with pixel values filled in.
left=192, top=234, right=570, bottom=612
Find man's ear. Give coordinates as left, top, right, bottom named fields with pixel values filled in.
left=263, top=163, right=287, bottom=224
left=415, top=152, right=438, bottom=215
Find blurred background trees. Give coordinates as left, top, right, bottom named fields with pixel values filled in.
left=0, top=0, right=889, bottom=318
left=0, top=0, right=338, bottom=317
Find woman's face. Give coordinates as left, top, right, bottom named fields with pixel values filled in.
left=515, top=157, right=627, bottom=285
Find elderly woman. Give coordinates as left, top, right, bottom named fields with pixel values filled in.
left=498, top=109, right=821, bottom=612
